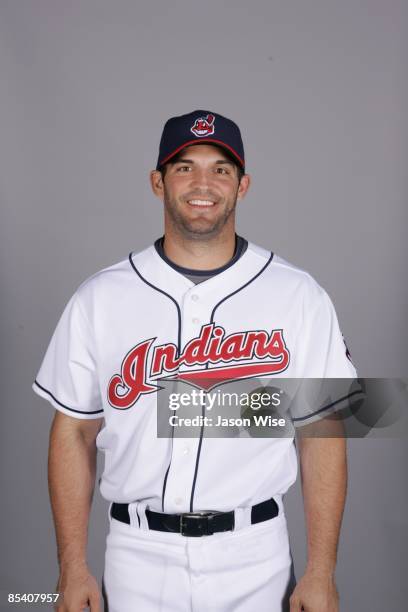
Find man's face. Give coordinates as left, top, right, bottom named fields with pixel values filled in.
left=153, top=144, right=249, bottom=240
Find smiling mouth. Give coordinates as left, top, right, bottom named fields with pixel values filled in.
left=187, top=199, right=216, bottom=207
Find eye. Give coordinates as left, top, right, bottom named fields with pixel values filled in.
left=177, top=165, right=192, bottom=172
left=216, top=166, right=230, bottom=175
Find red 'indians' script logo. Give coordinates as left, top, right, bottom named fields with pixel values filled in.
left=107, top=324, right=290, bottom=410
left=190, top=113, right=215, bottom=137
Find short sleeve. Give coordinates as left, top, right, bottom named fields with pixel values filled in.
left=32, top=291, right=104, bottom=419
left=289, top=284, right=364, bottom=427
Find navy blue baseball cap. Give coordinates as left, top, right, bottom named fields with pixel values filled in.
left=156, top=110, right=245, bottom=172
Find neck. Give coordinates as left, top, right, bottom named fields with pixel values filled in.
left=162, top=226, right=237, bottom=271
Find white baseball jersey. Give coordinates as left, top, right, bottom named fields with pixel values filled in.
left=32, top=241, right=359, bottom=513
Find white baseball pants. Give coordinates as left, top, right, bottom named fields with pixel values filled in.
left=102, top=502, right=296, bottom=612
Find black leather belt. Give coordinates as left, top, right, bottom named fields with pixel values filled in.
left=110, top=497, right=279, bottom=537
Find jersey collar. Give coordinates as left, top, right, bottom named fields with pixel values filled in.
left=129, top=242, right=273, bottom=307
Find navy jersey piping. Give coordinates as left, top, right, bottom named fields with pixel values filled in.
left=128, top=252, right=182, bottom=351
left=34, top=380, right=104, bottom=415
left=291, top=389, right=364, bottom=423
left=128, top=252, right=180, bottom=511
left=189, top=250, right=275, bottom=512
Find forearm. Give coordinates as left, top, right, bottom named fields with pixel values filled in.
left=298, top=435, right=347, bottom=576
left=48, top=420, right=97, bottom=571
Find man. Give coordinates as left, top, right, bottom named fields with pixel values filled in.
left=32, top=110, right=359, bottom=611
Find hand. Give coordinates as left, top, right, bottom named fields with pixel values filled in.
left=54, top=564, right=102, bottom=612
left=289, top=571, right=339, bottom=612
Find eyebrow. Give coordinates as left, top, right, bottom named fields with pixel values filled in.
left=173, top=158, right=235, bottom=166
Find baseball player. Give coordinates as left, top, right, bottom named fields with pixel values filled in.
left=32, top=110, right=360, bottom=612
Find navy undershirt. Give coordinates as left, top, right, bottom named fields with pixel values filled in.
left=154, top=235, right=248, bottom=284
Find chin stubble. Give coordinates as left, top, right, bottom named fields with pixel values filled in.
left=163, top=187, right=238, bottom=239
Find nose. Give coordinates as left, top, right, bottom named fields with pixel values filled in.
left=190, top=166, right=211, bottom=191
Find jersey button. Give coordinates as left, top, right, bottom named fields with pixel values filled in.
left=191, top=294, right=199, bottom=302
left=192, top=317, right=200, bottom=324
left=174, top=497, right=183, bottom=506
left=183, top=446, right=190, bottom=455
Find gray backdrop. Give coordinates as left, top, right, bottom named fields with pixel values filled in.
left=1, top=1, right=407, bottom=610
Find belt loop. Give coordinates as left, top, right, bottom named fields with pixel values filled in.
left=274, top=494, right=284, bottom=516
left=108, top=501, right=113, bottom=523
left=135, top=500, right=149, bottom=530
left=234, top=505, right=252, bottom=530
left=127, top=501, right=140, bottom=528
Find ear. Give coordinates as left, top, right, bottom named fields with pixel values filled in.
left=150, top=170, right=164, bottom=198
left=237, top=173, right=251, bottom=200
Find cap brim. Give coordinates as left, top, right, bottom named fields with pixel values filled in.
left=157, top=138, right=245, bottom=170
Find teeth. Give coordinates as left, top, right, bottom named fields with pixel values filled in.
left=188, top=199, right=215, bottom=206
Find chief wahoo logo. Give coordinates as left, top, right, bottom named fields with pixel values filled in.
left=190, top=113, right=215, bottom=137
